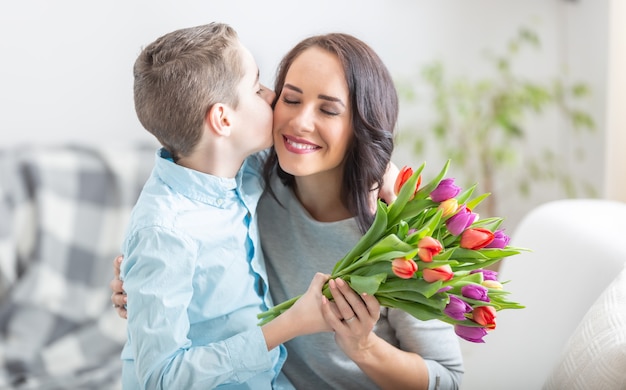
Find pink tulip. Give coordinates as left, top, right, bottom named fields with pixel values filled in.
left=444, top=295, right=473, bottom=321
left=455, top=324, right=488, bottom=343
left=470, top=269, right=498, bottom=281
left=461, top=284, right=490, bottom=302
left=460, top=228, right=495, bottom=250
left=446, top=205, right=477, bottom=236
left=430, top=178, right=461, bottom=202
left=472, top=306, right=497, bottom=329
left=392, top=258, right=418, bottom=279
left=417, top=236, right=443, bottom=263
left=422, top=265, right=454, bottom=283
left=484, top=229, right=511, bottom=249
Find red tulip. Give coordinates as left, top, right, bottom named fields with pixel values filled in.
left=417, top=236, right=443, bottom=263
left=394, top=166, right=421, bottom=199
left=422, top=265, right=453, bottom=283
left=460, top=228, right=495, bottom=250
left=472, top=305, right=497, bottom=329
left=392, top=258, right=418, bottom=279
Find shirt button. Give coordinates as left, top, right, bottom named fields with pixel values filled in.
left=216, top=198, right=224, bottom=206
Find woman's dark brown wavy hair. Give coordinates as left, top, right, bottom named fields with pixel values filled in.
left=262, top=33, right=398, bottom=234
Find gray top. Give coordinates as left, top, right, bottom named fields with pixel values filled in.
left=258, top=175, right=464, bottom=390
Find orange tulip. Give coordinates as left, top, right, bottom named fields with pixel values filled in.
left=460, top=227, right=495, bottom=250
left=472, top=305, right=497, bottom=330
left=417, top=236, right=443, bottom=263
left=422, top=265, right=454, bottom=283
left=392, top=258, right=418, bottom=279
left=393, top=166, right=421, bottom=199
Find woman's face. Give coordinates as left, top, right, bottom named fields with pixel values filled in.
left=272, top=47, right=353, bottom=180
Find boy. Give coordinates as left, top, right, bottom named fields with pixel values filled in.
left=120, top=23, right=329, bottom=390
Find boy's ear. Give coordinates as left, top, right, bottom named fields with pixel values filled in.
left=206, top=103, right=232, bottom=137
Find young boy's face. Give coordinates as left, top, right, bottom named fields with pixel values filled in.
left=231, top=42, right=275, bottom=155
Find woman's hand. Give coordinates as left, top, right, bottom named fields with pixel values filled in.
left=321, top=278, right=381, bottom=359
left=371, top=162, right=400, bottom=212
left=110, top=255, right=128, bottom=319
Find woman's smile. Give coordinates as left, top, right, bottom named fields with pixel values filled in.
left=282, top=134, right=321, bottom=153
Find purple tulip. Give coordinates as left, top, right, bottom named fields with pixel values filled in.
left=446, top=205, right=477, bottom=236
left=470, top=269, right=499, bottom=281
left=437, top=285, right=453, bottom=293
left=461, top=284, right=490, bottom=302
left=444, top=295, right=473, bottom=320
left=430, top=178, right=462, bottom=202
left=485, top=229, right=511, bottom=249
left=455, top=324, right=488, bottom=343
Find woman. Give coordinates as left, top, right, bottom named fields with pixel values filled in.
left=258, top=33, right=463, bottom=390
left=112, top=32, right=464, bottom=390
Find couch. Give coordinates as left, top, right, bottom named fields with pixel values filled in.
left=0, top=144, right=155, bottom=389
left=460, top=198, right=626, bottom=390
left=1, top=145, right=624, bottom=389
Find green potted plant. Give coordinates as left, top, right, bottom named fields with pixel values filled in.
left=398, top=27, right=596, bottom=219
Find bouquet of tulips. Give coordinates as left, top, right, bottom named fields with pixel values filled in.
left=257, top=160, right=525, bottom=343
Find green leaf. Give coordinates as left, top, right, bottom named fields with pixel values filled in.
left=348, top=273, right=387, bottom=295
left=332, top=201, right=388, bottom=274
left=377, top=277, right=444, bottom=298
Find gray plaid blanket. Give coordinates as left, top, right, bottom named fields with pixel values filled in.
left=0, top=144, right=154, bottom=389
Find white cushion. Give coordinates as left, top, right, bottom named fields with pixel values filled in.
left=543, top=265, right=626, bottom=390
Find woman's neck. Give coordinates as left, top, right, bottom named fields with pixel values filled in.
left=293, top=174, right=352, bottom=222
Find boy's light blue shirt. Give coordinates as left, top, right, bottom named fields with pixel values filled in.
left=120, top=148, right=286, bottom=390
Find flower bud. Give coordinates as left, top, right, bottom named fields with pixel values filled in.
left=472, top=305, right=497, bottom=329
left=417, top=236, right=443, bottom=263
left=391, top=258, right=418, bottom=279
left=461, top=283, right=490, bottom=302
left=446, top=205, right=477, bottom=236
left=454, top=324, right=488, bottom=343
left=484, top=229, right=511, bottom=249
left=394, top=166, right=421, bottom=199
left=430, top=178, right=461, bottom=202
left=470, top=269, right=498, bottom=281
left=422, top=265, right=454, bottom=283
left=482, top=280, right=503, bottom=290
left=438, top=198, right=459, bottom=217
left=444, top=295, right=473, bottom=321
left=460, top=228, right=495, bottom=250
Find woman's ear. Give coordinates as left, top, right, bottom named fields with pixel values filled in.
left=206, top=103, right=232, bottom=137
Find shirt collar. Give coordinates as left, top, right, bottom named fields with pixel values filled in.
left=154, top=148, right=241, bottom=205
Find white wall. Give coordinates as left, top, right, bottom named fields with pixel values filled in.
left=606, top=0, right=626, bottom=202
left=0, top=0, right=608, bottom=226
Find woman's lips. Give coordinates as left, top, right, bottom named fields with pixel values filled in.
left=282, top=135, right=320, bottom=154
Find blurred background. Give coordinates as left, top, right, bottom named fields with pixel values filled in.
left=0, top=0, right=619, bottom=228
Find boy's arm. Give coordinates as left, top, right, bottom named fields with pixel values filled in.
left=113, top=253, right=333, bottom=360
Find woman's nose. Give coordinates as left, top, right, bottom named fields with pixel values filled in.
left=290, top=105, right=315, bottom=133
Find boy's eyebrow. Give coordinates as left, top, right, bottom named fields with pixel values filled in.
left=283, top=83, right=345, bottom=107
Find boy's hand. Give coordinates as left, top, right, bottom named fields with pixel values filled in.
left=110, top=255, right=128, bottom=319
left=287, top=272, right=333, bottom=334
